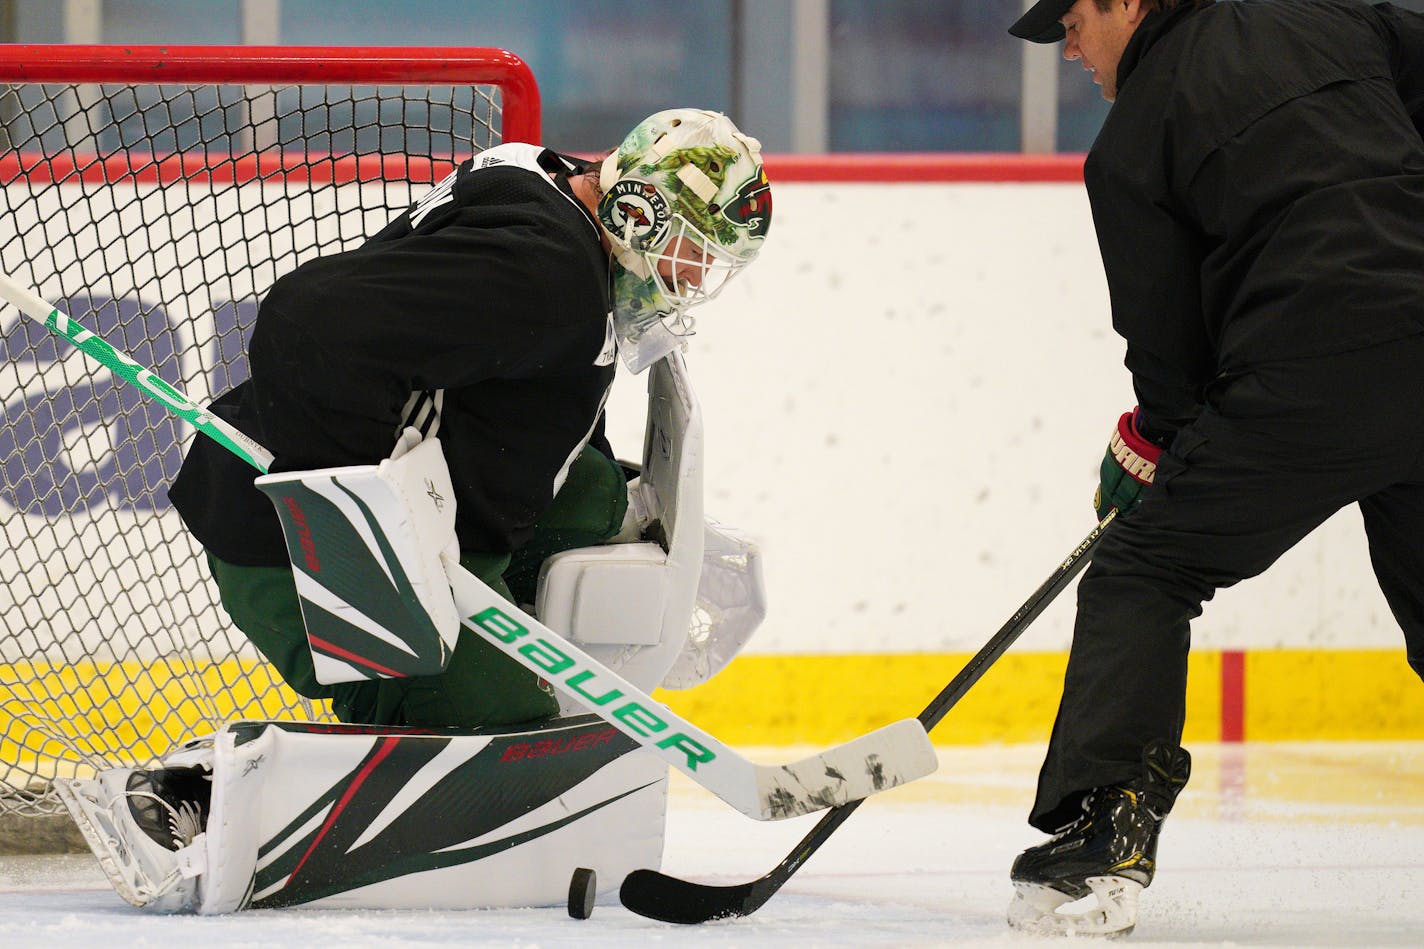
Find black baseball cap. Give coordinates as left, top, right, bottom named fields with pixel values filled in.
left=1009, top=0, right=1075, bottom=43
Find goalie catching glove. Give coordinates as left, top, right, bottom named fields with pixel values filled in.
left=1095, top=408, right=1165, bottom=520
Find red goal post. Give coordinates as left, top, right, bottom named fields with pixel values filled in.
left=0, top=44, right=539, bottom=837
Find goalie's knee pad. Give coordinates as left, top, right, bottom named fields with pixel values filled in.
left=61, top=715, right=667, bottom=913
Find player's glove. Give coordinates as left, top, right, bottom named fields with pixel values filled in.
left=1095, top=408, right=1164, bottom=520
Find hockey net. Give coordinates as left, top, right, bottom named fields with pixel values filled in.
left=0, top=45, right=539, bottom=845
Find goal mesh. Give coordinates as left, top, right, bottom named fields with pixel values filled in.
left=0, top=46, right=538, bottom=831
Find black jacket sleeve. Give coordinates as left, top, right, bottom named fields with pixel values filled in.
left=1373, top=2, right=1424, bottom=140
left=1083, top=151, right=1214, bottom=436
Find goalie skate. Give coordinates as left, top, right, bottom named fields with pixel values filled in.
left=1007, top=875, right=1143, bottom=937
left=56, top=767, right=210, bottom=913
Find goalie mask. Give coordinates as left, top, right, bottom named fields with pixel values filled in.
left=597, top=108, right=772, bottom=373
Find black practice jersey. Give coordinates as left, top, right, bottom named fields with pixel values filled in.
left=169, top=144, right=615, bottom=565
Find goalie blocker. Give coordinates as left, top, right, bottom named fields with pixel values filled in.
left=253, top=427, right=461, bottom=684
left=57, top=716, right=666, bottom=913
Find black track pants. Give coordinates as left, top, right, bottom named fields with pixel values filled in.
left=1031, top=336, right=1424, bottom=832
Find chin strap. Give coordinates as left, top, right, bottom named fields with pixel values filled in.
left=598, top=151, right=621, bottom=197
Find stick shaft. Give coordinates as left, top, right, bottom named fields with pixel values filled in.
left=920, top=508, right=1116, bottom=730
left=781, top=510, right=1114, bottom=869
left=0, top=273, right=274, bottom=472
left=3, top=274, right=929, bottom=822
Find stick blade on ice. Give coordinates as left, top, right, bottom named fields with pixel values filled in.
left=618, top=515, right=1116, bottom=922
left=619, top=868, right=769, bottom=924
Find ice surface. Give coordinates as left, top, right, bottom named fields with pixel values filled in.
left=2, top=741, right=1420, bottom=947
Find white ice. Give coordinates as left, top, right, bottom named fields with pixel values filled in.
left=3, top=741, right=1421, bottom=948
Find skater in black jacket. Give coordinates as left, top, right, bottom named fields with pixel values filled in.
left=1005, top=0, right=1424, bottom=934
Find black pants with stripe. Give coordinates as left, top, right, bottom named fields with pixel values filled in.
left=1030, top=336, right=1424, bottom=832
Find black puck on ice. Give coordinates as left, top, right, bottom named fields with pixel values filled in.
left=567, top=866, right=597, bottom=919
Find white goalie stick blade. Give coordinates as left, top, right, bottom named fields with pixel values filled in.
left=1006, top=877, right=1143, bottom=938
left=751, top=719, right=936, bottom=818
left=446, top=561, right=938, bottom=820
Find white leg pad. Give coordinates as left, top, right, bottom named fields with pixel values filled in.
left=63, top=716, right=668, bottom=914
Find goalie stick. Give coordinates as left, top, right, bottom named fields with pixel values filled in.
left=618, top=509, right=1117, bottom=923
left=0, top=273, right=938, bottom=823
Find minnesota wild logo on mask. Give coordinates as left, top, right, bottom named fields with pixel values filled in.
left=601, top=179, right=672, bottom=250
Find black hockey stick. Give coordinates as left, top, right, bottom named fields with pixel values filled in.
left=618, top=509, right=1117, bottom=923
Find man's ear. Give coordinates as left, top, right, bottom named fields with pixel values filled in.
left=1123, top=0, right=1147, bottom=26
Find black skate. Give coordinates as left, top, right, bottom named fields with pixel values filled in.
left=1007, top=740, right=1190, bottom=937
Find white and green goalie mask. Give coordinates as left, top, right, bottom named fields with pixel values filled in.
left=597, top=108, right=772, bottom=373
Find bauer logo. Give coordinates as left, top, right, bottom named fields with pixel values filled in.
left=282, top=496, right=321, bottom=572
left=469, top=605, right=717, bottom=771
left=499, top=728, right=617, bottom=763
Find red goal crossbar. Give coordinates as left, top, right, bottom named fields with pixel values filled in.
left=0, top=44, right=542, bottom=145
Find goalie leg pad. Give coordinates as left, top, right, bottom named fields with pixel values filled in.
left=170, top=716, right=666, bottom=913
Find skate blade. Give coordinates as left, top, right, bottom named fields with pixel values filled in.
left=1006, top=876, right=1142, bottom=937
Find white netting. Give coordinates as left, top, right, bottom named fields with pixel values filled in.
left=0, top=52, right=515, bottom=824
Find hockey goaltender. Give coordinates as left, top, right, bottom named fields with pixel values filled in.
left=58, top=109, right=776, bottom=913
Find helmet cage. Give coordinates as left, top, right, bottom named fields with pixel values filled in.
left=639, top=212, right=753, bottom=333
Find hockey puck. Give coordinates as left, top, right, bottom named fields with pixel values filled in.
left=567, top=866, right=597, bottom=919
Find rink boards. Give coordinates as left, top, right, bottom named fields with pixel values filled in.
left=4, top=643, right=1421, bottom=788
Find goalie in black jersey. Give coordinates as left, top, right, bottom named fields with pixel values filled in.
left=168, top=108, right=773, bottom=731
left=58, top=109, right=777, bottom=916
